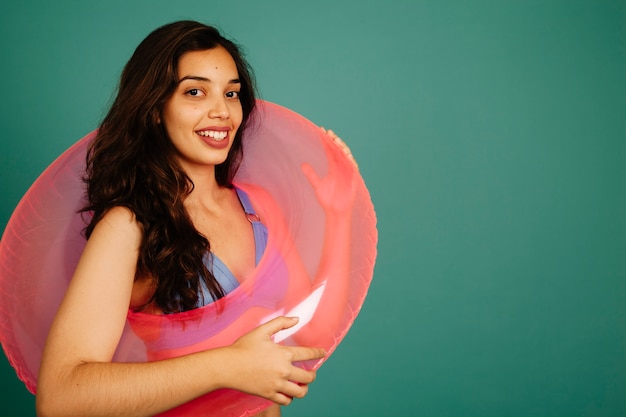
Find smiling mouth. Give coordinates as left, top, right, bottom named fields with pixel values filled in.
left=197, top=130, right=228, bottom=140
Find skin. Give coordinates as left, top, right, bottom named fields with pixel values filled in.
left=36, top=47, right=325, bottom=417
left=320, top=127, right=357, bottom=170
left=160, top=46, right=257, bottom=283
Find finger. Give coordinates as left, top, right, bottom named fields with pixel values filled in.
left=279, top=381, right=310, bottom=399
left=328, top=136, right=358, bottom=170
left=287, top=345, right=326, bottom=362
left=271, top=392, right=294, bottom=406
left=325, top=129, right=338, bottom=140
left=301, top=163, right=321, bottom=189
left=320, top=128, right=353, bottom=160
left=258, top=316, right=299, bottom=337
left=287, top=367, right=317, bottom=385
left=328, top=134, right=350, bottom=155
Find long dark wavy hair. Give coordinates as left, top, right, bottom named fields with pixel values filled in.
left=82, top=21, right=257, bottom=313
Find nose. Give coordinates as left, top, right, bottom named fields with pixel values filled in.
left=208, top=97, right=229, bottom=119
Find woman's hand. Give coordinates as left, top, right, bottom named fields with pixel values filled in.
left=223, top=316, right=326, bottom=405
left=319, top=127, right=358, bottom=170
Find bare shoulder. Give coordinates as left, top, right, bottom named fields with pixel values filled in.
left=98, top=206, right=141, bottom=230
left=90, top=206, right=142, bottom=247
left=68, top=206, right=142, bottom=298
left=71, top=205, right=142, bottom=292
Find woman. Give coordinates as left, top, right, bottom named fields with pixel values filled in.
left=36, top=20, right=330, bottom=417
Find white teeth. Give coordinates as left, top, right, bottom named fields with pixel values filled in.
left=198, top=130, right=227, bottom=140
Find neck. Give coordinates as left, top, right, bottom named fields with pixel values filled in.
left=183, top=166, right=231, bottom=210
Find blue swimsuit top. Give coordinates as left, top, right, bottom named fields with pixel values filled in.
left=196, top=187, right=268, bottom=307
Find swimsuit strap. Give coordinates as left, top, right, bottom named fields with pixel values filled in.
left=235, top=187, right=261, bottom=223
left=235, top=187, right=267, bottom=265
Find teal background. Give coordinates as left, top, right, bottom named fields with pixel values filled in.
left=1, top=0, right=625, bottom=416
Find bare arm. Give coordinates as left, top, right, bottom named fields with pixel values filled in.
left=36, top=207, right=324, bottom=417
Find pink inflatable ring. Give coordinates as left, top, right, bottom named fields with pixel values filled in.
left=0, top=100, right=377, bottom=416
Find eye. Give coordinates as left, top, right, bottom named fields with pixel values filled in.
left=226, top=91, right=240, bottom=99
left=185, top=88, right=204, bottom=97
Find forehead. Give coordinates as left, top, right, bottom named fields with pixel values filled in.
left=176, top=46, right=239, bottom=78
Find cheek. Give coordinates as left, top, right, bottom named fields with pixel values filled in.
left=233, top=106, right=244, bottom=129
left=163, top=110, right=194, bottom=138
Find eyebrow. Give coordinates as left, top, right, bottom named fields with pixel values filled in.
left=178, top=75, right=241, bottom=84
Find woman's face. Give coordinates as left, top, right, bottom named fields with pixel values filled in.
left=162, top=46, right=243, bottom=176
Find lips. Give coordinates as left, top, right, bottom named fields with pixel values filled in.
left=196, top=128, right=231, bottom=149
